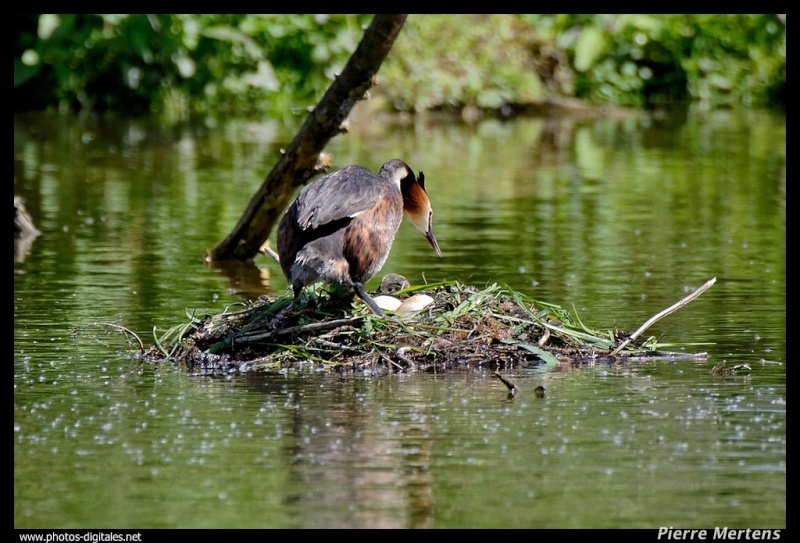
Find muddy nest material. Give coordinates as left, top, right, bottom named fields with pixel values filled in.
left=144, top=281, right=708, bottom=374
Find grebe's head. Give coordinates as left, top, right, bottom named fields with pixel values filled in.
left=378, top=159, right=442, bottom=257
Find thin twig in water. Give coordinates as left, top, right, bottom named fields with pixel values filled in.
left=611, top=277, right=717, bottom=356
left=377, top=350, right=404, bottom=371
left=83, top=322, right=145, bottom=353
left=395, top=346, right=417, bottom=369
left=263, top=246, right=281, bottom=264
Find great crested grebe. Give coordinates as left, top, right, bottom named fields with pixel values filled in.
left=277, top=159, right=441, bottom=317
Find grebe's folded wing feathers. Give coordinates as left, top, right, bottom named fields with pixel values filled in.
left=294, top=166, right=387, bottom=231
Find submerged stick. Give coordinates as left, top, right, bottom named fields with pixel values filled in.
left=611, top=277, right=717, bottom=356
left=493, top=371, right=519, bottom=395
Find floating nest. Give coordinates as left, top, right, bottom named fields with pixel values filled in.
left=142, top=278, right=715, bottom=375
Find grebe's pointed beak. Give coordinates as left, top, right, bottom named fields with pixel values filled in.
left=426, top=225, right=442, bottom=257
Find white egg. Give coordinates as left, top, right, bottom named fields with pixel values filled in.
left=396, top=294, right=434, bottom=315
left=373, top=295, right=402, bottom=311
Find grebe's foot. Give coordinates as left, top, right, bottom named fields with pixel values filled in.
left=353, top=283, right=387, bottom=318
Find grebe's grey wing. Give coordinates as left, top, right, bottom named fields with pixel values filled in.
left=293, top=166, right=390, bottom=231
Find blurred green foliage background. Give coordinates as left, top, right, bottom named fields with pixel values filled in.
left=13, top=14, right=786, bottom=122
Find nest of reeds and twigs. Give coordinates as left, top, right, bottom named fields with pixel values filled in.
left=142, top=277, right=716, bottom=375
